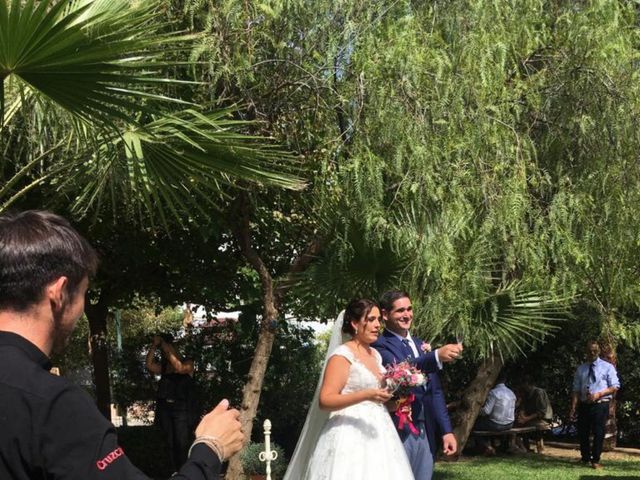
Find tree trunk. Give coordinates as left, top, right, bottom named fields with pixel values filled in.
left=224, top=314, right=277, bottom=480
left=447, top=354, right=504, bottom=458
left=225, top=193, right=279, bottom=480
left=603, top=398, right=617, bottom=451
left=225, top=193, right=323, bottom=480
left=85, top=297, right=111, bottom=420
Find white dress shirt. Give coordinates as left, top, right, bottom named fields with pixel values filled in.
left=387, top=330, right=442, bottom=369
left=481, top=383, right=516, bottom=425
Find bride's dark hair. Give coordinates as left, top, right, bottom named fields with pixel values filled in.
left=342, top=298, right=378, bottom=336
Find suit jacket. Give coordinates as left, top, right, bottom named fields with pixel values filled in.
left=372, top=330, right=453, bottom=455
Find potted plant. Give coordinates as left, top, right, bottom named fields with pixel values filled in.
left=240, top=441, right=286, bottom=480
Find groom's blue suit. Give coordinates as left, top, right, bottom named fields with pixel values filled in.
left=373, top=330, right=453, bottom=479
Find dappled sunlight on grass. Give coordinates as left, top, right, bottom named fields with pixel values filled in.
left=434, top=453, right=640, bottom=479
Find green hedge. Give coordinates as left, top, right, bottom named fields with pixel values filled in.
left=241, top=441, right=286, bottom=477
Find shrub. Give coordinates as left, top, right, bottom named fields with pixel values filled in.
left=240, top=441, right=286, bottom=477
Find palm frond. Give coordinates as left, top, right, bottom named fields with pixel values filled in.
left=438, top=280, right=571, bottom=361
left=56, top=109, right=305, bottom=225
left=292, top=223, right=412, bottom=311
left=0, top=0, right=195, bottom=129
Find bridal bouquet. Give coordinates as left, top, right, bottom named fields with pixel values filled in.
left=382, top=361, right=427, bottom=436
left=382, top=361, right=426, bottom=395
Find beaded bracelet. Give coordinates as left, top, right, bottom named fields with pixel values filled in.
left=188, top=435, right=226, bottom=462
left=188, top=437, right=223, bottom=461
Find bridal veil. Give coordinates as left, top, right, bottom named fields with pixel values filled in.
left=282, top=311, right=347, bottom=480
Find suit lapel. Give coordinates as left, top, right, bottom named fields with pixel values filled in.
left=382, top=330, right=407, bottom=362
left=408, top=335, right=431, bottom=392
left=412, top=335, right=423, bottom=353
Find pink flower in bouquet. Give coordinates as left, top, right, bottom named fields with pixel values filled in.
left=382, top=361, right=427, bottom=395
left=382, top=361, right=427, bottom=436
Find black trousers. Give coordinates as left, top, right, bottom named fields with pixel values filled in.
left=156, top=399, right=191, bottom=471
left=577, top=402, right=609, bottom=463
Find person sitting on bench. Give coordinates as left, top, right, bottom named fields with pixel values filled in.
left=473, top=373, right=516, bottom=455
left=515, top=375, right=553, bottom=452
left=516, top=375, right=553, bottom=427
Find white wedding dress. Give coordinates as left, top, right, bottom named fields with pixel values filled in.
left=301, top=344, right=415, bottom=480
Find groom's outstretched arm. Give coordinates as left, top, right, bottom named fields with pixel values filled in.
left=373, top=341, right=440, bottom=373
left=415, top=343, right=463, bottom=372
left=414, top=351, right=440, bottom=374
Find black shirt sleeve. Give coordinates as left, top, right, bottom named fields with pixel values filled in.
left=40, top=385, right=221, bottom=479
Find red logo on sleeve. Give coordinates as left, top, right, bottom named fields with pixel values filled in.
left=96, top=447, right=124, bottom=471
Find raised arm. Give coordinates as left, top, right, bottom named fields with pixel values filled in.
left=145, top=336, right=162, bottom=375
left=412, top=344, right=462, bottom=373
left=160, top=341, right=195, bottom=376
left=414, top=350, right=439, bottom=374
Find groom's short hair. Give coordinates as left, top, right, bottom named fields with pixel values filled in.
left=379, top=289, right=410, bottom=312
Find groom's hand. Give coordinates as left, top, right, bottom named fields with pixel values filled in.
left=436, top=344, right=463, bottom=363
left=442, top=433, right=457, bottom=456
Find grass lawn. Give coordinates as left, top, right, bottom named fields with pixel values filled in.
left=434, top=450, right=640, bottom=479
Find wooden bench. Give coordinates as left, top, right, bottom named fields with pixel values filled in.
left=472, top=424, right=552, bottom=453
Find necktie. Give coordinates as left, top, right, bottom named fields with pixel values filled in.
left=586, top=362, right=597, bottom=399
left=401, top=338, right=415, bottom=359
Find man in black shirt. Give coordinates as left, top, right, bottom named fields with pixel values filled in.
left=147, top=334, right=197, bottom=470
left=0, top=210, right=243, bottom=479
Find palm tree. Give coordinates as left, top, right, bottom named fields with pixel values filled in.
left=1, top=0, right=304, bottom=418
left=0, top=0, right=304, bottom=219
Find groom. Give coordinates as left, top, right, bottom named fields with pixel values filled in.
left=373, top=290, right=459, bottom=480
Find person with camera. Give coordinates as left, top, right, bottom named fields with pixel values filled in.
left=147, top=333, right=198, bottom=471
left=0, top=210, right=243, bottom=479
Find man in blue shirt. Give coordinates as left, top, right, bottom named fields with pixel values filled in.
left=473, top=373, right=516, bottom=455
left=569, top=340, right=620, bottom=470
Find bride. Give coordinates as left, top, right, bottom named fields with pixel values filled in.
left=284, top=299, right=415, bottom=480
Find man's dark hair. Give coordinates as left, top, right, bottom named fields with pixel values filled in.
left=496, top=372, right=508, bottom=385
left=520, top=374, right=534, bottom=387
left=515, top=374, right=534, bottom=392
left=379, top=289, right=411, bottom=312
left=0, top=210, right=98, bottom=311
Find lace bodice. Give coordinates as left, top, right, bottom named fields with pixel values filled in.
left=330, top=344, right=385, bottom=394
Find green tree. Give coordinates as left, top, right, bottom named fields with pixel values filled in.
left=191, top=0, right=640, bottom=461
left=1, top=0, right=303, bottom=418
